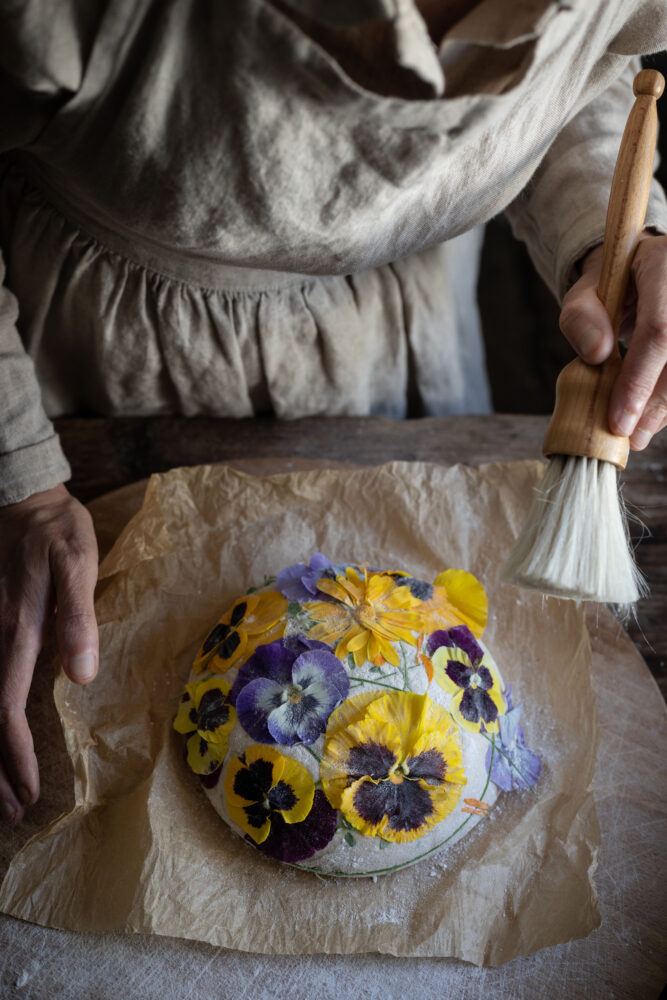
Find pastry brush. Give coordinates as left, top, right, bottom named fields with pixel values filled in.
left=502, top=68, right=664, bottom=607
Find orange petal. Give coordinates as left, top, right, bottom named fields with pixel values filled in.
left=419, top=653, right=434, bottom=684
left=464, top=797, right=490, bottom=811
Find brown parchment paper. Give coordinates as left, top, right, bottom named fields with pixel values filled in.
left=0, top=461, right=601, bottom=966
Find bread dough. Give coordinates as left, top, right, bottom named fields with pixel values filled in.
left=174, top=557, right=541, bottom=877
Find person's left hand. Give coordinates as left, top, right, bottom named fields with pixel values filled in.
left=558, top=230, right=667, bottom=450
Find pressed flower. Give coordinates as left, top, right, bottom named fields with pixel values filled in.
left=461, top=797, right=491, bottom=816
left=193, top=589, right=287, bottom=675
left=224, top=745, right=315, bottom=845
left=275, top=552, right=334, bottom=602
left=231, top=636, right=350, bottom=746
left=173, top=675, right=236, bottom=775
left=379, top=568, right=487, bottom=638
left=321, top=690, right=466, bottom=843
left=417, top=633, right=434, bottom=683
left=420, top=569, right=488, bottom=638
left=256, top=789, right=338, bottom=863
left=486, top=685, right=541, bottom=791
left=428, top=626, right=505, bottom=733
left=304, top=567, right=424, bottom=667
left=383, top=571, right=430, bottom=597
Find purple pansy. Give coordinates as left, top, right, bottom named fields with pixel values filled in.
left=253, top=790, right=338, bottom=863
left=199, top=768, right=222, bottom=790
left=231, top=637, right=350, bottom=746
left=275, top=553, right=334, bottom=602
left=486, top=686, right=542, bottom=791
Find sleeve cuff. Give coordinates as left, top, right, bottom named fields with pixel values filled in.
left=0, top=433, right=72, bottom=506
left=554, top=182, right=667, bottom=299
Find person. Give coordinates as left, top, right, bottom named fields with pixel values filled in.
left=1, top=0, right=666, bottom=825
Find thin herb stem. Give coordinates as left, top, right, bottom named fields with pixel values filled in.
left=349, top=677, right=404, bottom=693
left=400, top=646, right=409, bottom=691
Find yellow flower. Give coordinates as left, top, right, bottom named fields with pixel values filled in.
left=173, top=675, right=236, bottom=775
left=429, top=626, right=505, bottom=734
left=321, top=690, right=466, bottom=843
left=193, top=589, right=287, bottom=675
left=224, top=745, right=315, bottom=844
left=421, top=569, right=487, bottom=638
left=304, top=567, right=424, bottom=667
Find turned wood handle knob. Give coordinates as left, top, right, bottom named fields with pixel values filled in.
left=542, top=69, right=664, bottom=469
left=634, top=68, right=665, bottom=98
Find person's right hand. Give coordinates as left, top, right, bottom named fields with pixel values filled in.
left=559, top=232, right=667, bottom=449
left=0, top=483, right=98, bottom=823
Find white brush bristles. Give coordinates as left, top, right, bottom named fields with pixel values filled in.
left=502, top=455, right=647, bottom=606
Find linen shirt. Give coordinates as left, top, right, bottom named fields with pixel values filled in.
left=1, top=0, right=667, bottom=504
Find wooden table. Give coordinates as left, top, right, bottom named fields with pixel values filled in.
left=55, top=413, right=667, bottom=699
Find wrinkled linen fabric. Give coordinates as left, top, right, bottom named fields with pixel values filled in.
left=0, top=0, right=667, bottom=504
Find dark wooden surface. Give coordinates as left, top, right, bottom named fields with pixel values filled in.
left=54, top=413, right=666, bottom=698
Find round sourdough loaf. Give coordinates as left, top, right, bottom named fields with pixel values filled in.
left=174, top=556, right=541, bottom=877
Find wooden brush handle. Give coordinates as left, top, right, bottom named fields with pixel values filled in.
left=542, top=68, right=664, bottom=469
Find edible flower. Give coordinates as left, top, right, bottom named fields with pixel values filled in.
left=321, top=690, right=466, bottom=842
left=224, top=745, right=337, bottom=862
left=193, top=589, right=287, bottom=675
left=257, top=789, right=338, bottom=863
left=461, top=797, right=491, bottom=816
left=380, top=568, right=487, bottom=637
left=173, top=675, right=236, bottom=776
left=486, top=685, right=541, bottom=790
left=420, top=569, right=488, bottom=637
left=275, top=553, right=335, bottom=602
left=224, top=745, right=315, bottom=842
left=428, top=626, right=505, bottom=733
left=304, top=567, right=424, bottom=667
left=231, top=637, right=349, bottom=746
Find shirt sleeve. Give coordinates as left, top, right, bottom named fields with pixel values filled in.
left=0, top=1, right=99, bottom=504
left=504, top=57, right=667, bottom=301
left=0, top=249, right=71, bottom=505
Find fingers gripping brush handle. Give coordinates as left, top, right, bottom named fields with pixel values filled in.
left=503, top=70, right=663, bottom=607
left=543, top=69, right=664, bottom=468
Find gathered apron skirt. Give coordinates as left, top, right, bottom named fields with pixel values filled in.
left=1, top=162, right=491, bottom=421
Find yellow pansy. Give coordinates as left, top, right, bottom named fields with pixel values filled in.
left=173, top=675, right=236, bottom=776
left=193, top=589, right=287, bottom=675
left=224, top=745, right=315, bottom=844
left=429, top=626, right=505, bottom=733
left=421, top=569, right=487, bottom=638
left=321, top=690, right=466, bottom=843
